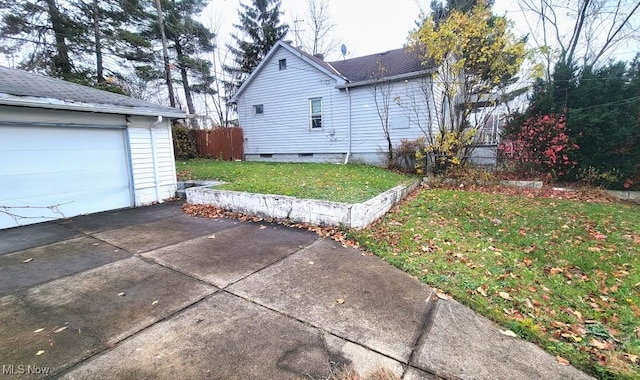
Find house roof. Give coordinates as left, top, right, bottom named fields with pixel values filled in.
left=328, top=47, right=431, bottom=83
left=230, top=41, right=436, bottom=102
left=0, top=66, right=185, bottom=118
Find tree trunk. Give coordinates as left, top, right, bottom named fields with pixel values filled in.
left=92, top=0, right=104, bottom=83
left=155, top=0, right=176, bottom=108
left=174, top=40, right=198, bottom=128
left=46, top=0, right=73, bottom=77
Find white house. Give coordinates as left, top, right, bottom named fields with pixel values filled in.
left=0, top=66, right=185, bottom=229
left=230, top=40, right=443, bottom=165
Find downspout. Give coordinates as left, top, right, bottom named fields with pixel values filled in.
left=343, top=86, right=352, bottom=164
left=150, top=116, right=163, bottom=202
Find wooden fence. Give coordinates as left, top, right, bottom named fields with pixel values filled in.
left=192, top=127, right=243, bottom=160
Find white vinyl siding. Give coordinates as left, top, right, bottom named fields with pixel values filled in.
left=236, top=45, right=441, bottom=164
left=237, top=47, right=348, bottom=155
left=127, top=116, right=177, bottom=206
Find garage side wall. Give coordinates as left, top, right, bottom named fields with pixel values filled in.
left=127, top=116, right=177, bottom=205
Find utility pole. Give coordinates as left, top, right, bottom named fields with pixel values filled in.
left=293, top=18, right=305, bottom=48
left=155, top=0, right=176, bottom=108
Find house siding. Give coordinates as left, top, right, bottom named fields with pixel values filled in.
left=236, top=46, right=444, bottom=166
left=237, top=47, right=349, bottom=157
left=347, top=77, right=439, bottom=165
left=127, top=116, right=177, bottom=205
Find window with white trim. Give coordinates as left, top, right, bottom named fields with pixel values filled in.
left=309, top=98, right=322, bottom=129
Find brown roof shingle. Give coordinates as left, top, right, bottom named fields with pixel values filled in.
left=327, top=47, right=432, bottom=82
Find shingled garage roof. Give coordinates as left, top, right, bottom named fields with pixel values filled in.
left=0, top=66, right=184, bottom=118
left=328, top=48, right=432, bottom=83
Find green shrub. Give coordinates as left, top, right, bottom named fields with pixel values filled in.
left=172, top=124, right=197, bottom=160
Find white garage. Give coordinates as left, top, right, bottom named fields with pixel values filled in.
left=0, top=66, right=186, bottom=229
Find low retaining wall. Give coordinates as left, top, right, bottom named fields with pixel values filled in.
left=186, top=180, right=421, bottom=230
left=604, top=190, right=640, bottom=204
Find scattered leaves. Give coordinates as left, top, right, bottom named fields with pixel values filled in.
left=335, top=298, right=345, bottom=305
left=557, top=356, right=570, bottom=366
left=33, top=328, right=43, bottom=333
left=498, top=291, right=512, bottom=300
left=35, top=350, right=45, bottom=356
left=53, top=326, right=68, bottom=333
left=22, top=258, right=33, bottom=263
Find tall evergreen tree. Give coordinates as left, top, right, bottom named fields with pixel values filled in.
left=0, top=0, right=83, bottom=79
left=224, top=0, right=289, bottom=96
left=0, top=0, right=151, bottom=90
left=133, top=0, right=216, bottom=116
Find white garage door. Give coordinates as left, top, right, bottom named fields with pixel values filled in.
left=0, top=125, right=133, bottom=229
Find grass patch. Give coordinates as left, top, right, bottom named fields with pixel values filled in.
left=349, top=188, right=640, bottom=379
left=175, top=159, right=413, bottom=204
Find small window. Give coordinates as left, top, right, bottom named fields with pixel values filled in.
left=254, top=104, right=264, bottom=115
left=279, top=59, right=287, bottom=70
left=309, top=98, right=322, bottom=129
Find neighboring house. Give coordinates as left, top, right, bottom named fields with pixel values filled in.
left=0, top=66, right=185, bottom=229
left=230, top=40, right=442, bottom=165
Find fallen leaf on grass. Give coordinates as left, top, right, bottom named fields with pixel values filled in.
left=499, top=291, right=512, bottom=300
left=336, top=298, right=345, bottom=304
left=33, top=328, right=43, bottom=333
left=436, top=292, right=450, bottom=300
left=118, top=292, right=126, bottom=297
left=556, top=355, right=570, bottom=366
left=476, top=286, right=487, bottom=297
left=590, top=339, right=614, bottom=350
left=22, top=258, right=33, bottom=263
left=35, top=350, right=45, bottom=356
left=525, top=298, right=534, bottom=309
left=623, top=353, right=639, bottom=364
left=500, top=329, right=518, bottom=338
left=152, top=300, right=159, bottom=306
left=208, top=234, right=216, bottom=239
left=53, top=326, right=68, bottom=333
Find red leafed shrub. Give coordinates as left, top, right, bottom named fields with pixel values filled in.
left=500, top=113, right=579, bottom=179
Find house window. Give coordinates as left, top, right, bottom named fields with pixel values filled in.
left=254, top=104, right=264, bottom=115
left=279, top=59, right=287, bottom=70
left=309, top=98, right=322, bottom=129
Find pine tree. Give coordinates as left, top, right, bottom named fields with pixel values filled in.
left=162, top=0, right=215, bottom=117
left=225, top=0, right=289, bottom=96
left=0, top=0, right=151, bottom=90
left=0, top=0, right=83, bottom=79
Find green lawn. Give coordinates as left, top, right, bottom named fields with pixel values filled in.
left=349, top=189, right=640, bottom=379
left=175, top=159, right=413, bottom=204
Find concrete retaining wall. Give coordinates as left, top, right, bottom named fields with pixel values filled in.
left=605, top=190, right=640, bottom=204
left=186, top=180, right=421, bottom=230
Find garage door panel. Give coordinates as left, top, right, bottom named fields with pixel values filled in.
left=0, top=126, right=132, bottom=229
left=0, top=149, right=128, bottom=176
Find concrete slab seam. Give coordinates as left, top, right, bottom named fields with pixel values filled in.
left=403, top=294, right=442, bottom=379
left=54, top=287, right=219, bottom=379
left=135, top=254, right=223, bottom=290
left=221, top=288, right=410, bottom=371
left=217, top=237, right=324, bottom=291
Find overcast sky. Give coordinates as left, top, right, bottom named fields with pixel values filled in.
left=203, top=0, right=528, bottom=60
left=203, top=0, right=639, bottom=63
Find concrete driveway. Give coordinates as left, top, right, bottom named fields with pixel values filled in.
left=0, top=202, right=593, bottom=379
